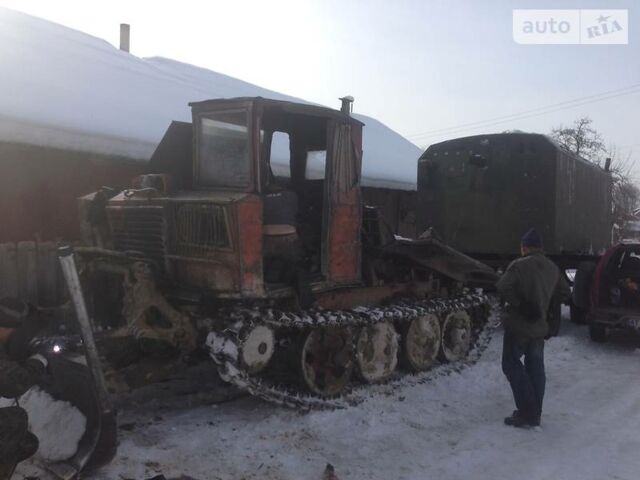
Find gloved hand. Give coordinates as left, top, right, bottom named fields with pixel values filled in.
left=24, top=353, right=48, bottom=377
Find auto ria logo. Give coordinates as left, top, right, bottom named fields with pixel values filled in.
left=513, top=10, right=628, bottom=44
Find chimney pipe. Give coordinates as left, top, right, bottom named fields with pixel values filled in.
left=339, top=96, right=354, bottom=115
left=120, top=23, right=130, bottom=53
left=605, top=157, right=612, bottom=172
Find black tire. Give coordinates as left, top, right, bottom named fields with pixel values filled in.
left=573, top=261, right=597, bottom=310
left=589, top=324, right=607, bottom=343
left=570, top=301, right=587, bottom=325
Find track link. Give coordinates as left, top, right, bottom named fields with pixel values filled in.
left=208, top=293, right=494, bottom=410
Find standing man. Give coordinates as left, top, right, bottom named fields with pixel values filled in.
left=0, top=298, right=47, bottom=479
left=497, top=229, right=570, bottom=428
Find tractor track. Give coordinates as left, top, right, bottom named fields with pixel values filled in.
left=209, top=293, right=496, bottom=411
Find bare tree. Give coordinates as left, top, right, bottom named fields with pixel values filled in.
left=550, top=117, right=639, bottom=234
left=551, top=117, right=606, bottom=163
left=607, top=145, right=640, bottom=230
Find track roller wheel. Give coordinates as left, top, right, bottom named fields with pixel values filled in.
left=440, top=311, right=471, bottom=362
left=300, top=328, right=354, bottom=397
left=239, top=325, right=275, bottom=374
left=355, top=321, right=398, bottom=383
left=402, top=313, right=441, bottom=371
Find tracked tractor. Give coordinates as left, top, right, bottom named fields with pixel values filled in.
left=59, top=97, right=495, bottom=424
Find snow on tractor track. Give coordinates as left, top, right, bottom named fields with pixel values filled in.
left=87, top=318, right=640, bottom=479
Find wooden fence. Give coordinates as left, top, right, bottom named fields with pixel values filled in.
left=0, top=241, right=67, bottom=306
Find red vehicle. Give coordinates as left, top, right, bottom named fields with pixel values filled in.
left=573, top=242, right=640, bottom=342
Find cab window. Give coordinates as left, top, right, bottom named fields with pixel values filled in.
left=196, top=109, right=250, bottom=189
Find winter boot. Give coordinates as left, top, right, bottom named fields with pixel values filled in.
left=504, top=410, right=534, bottom=428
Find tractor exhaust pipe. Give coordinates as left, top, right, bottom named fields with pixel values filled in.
left=339, top=95, right=354, bottom=115
left=119, top=23, right=130, bottom=52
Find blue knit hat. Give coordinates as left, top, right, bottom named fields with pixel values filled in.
left=521, top=228, right=543, bottom=248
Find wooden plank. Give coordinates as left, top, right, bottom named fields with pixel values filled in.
left=0, top=243, right=18, bottom=298
left=16, top=241, right=38, bottom=303
left=37, top=241, right=60, bottom=306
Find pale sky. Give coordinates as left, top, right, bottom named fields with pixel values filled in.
left=1, top=0, right=638, bottom=173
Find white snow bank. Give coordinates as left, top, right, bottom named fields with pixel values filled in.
left=0, top=387, right=86, bottom=462
left=0, top=8, right=420, bottom=190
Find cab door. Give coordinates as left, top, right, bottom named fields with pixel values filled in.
left=322, top=120, right=362, bottom=284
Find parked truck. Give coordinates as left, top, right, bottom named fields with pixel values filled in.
left=416, top=132, right=613, bottom=270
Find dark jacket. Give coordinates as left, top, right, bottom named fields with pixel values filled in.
left=0, top=406, right=38, bottom=465
left=0, top=326, right=45, bottom=399
left=497, top=252, right=571, bottom=339
left=0, top=345, right=43, bottom=469
left=263, top=190, right=298, bottom=227
left=0, top=355, right=42, bottom=399
left=0, top=306, right=46, bottom=469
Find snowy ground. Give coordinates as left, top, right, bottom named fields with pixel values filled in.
left=80, top=311, right=640, bottom=480
left=10, top=311, right=638, bottom=480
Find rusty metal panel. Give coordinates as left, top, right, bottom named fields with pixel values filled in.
left=166, top=203, right=238, bottom=292
left=324, top=122, right=362, bottom=284
left=171, top=257, right=239, bottom=292
left=327, top=204, right=361, bottom=283
left=107, top=205, right=167, bottom=270
left=166, top=201, right=238, bottom=293
left=172, top=203, right=231, bottom=256
left=237, top=194, right=264, bottom=296
left=315, top=282, right=433, bottom=310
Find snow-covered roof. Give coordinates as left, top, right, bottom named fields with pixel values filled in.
left=0, top=8, right=420, bottom=190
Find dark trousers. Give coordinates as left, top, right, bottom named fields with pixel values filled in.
left=502, top=331, right=546, bottom=422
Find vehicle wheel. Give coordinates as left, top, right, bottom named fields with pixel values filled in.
left=355, top=321, right=398, bottom=383
left=573, top=261, right=597, bottom=311
left=589, top=324, right=607, bottom=343
left=401, top=313, right=441, bottom=372
left=239, top=325, right=275, bottom=375
left=570, top=302, right=587, bottom=325
left=439, top=311, right=471, bottom=362
left=300, top=327, right=354, bottom=396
